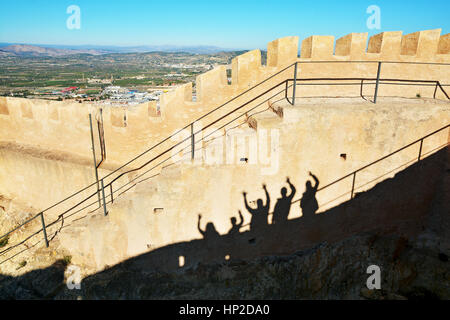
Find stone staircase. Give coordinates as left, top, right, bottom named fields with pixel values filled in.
left=54, top=97, right=449, bottom=273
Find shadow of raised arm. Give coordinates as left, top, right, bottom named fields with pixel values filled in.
left=309, top=172, right=319, bottom=191
left=197, top=214, right=205, bottom=237
left=263, top=184, right=270, bottom=210
left=287, top=177, right=296, bottom=200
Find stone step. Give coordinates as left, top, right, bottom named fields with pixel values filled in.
left=247, top=109, right=283, bottom=130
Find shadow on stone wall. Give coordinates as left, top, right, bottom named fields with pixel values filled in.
left=0, top=260, right=67, bottom=299
left=87, top=146, right=448, bottom=273
left=0, top=146, right=448, bottom=299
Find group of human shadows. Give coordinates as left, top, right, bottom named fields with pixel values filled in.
left=197, top=172, right=320, bottom=240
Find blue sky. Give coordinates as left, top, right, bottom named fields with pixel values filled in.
left=0, top=0, right=449, bottom=49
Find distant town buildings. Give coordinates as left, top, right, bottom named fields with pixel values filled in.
left=99, top=85, right=163, bottom=106
left=17, top=85, right=166, bottom=106
left=103, top=86, right=128, bottom=95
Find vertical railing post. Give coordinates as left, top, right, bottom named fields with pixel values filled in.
left=98, top=108, right=106, bottom=160
left=191, top=123, right=195, bottom=161
left=418, top=139, right=423, bottom=162
left=360, top=79, right=364, bottom=99
left=292, top=62, right=297, bottom=106
left=110, top=183, right=114, bottom=204
left=40, top=212, right=49, bottom=248
left=101, top=179, right=107, bottom=216
left=285, top=80, right=288, bottom=102
left=374, top=62, right=382, bottom=104
left=89, top=114, right=101, bottom=208
left=351, top=172, right=356, bottom=200
left=433, top=82, right=438, bottom=99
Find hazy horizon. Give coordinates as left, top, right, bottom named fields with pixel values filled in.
left=0, top=42, right=244, bottom=51
left=1, top=0, right=449, bottom=50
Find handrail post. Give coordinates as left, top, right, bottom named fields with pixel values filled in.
left=374, top=62, right=382, bottom=104
left=40, top=212, right=49, bottom=248
left=89, top=114, right=101, bottom=208
left=101, top=179, right=107, bottom=216
left=351, top=172, right=356, bottom=200
left=360, top=79, right=364, bottom=99
left=285, top=80, right=288, bottom=102
left=110, top=183, right=114, bottom=204
left=418, top=139, right=423, bottom=162
left=292, top=62, right=297, bottom=105
left=433, top=82, right=438, bottom=99
left=191, top=123, right=195, bottom=161
left=99, top=108, right=106, bottom=160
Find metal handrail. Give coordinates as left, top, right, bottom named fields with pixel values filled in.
left=212, top=124, right=450, bottom=231
left=286, top=78, right=449, bottom=100
left=107, top=81, right=292, bottom=187
left=98, top=62, right=299, bottom=182
left=0, top=60, right=449, bottom=263
left=315, top=124, right=450, bottom=199
left=0, top=63, right=297, bottom=224
left=0, top=81, right=292, bottom=263
left=0, top=65, right=298, bottom=258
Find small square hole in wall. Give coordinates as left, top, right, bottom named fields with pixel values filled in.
left=111, top=111, right=126, bottom=127
left=179, top=255, right=185, bottom=267
left=153, top=208, right=164, bottom=214
left=340, top=153, right=347, bottom=161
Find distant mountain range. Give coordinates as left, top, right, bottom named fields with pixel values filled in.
left=0, top=44, right=110, bottom=57
left=0, top=43, right=241, bottom=57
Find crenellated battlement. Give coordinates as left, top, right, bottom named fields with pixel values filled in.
left=0, top=29, right=449, bottom=165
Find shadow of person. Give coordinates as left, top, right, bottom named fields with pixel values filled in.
left=300, top=171, right=320, bottom=219
left=227, top=210, right=244, bottom=237
left=197, top=214, right=220, bottom=239
left=272, top=177, right=296, bottom=225
left=243, top=184, right=270, bottom=233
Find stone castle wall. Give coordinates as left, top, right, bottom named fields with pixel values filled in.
left=0, top=29, right=449, bottom=167
left=59, top=101, right=450, bottom=270
left=0, top=29, right=449, bottom=215
left=0, top=29, right=449, bottom=273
